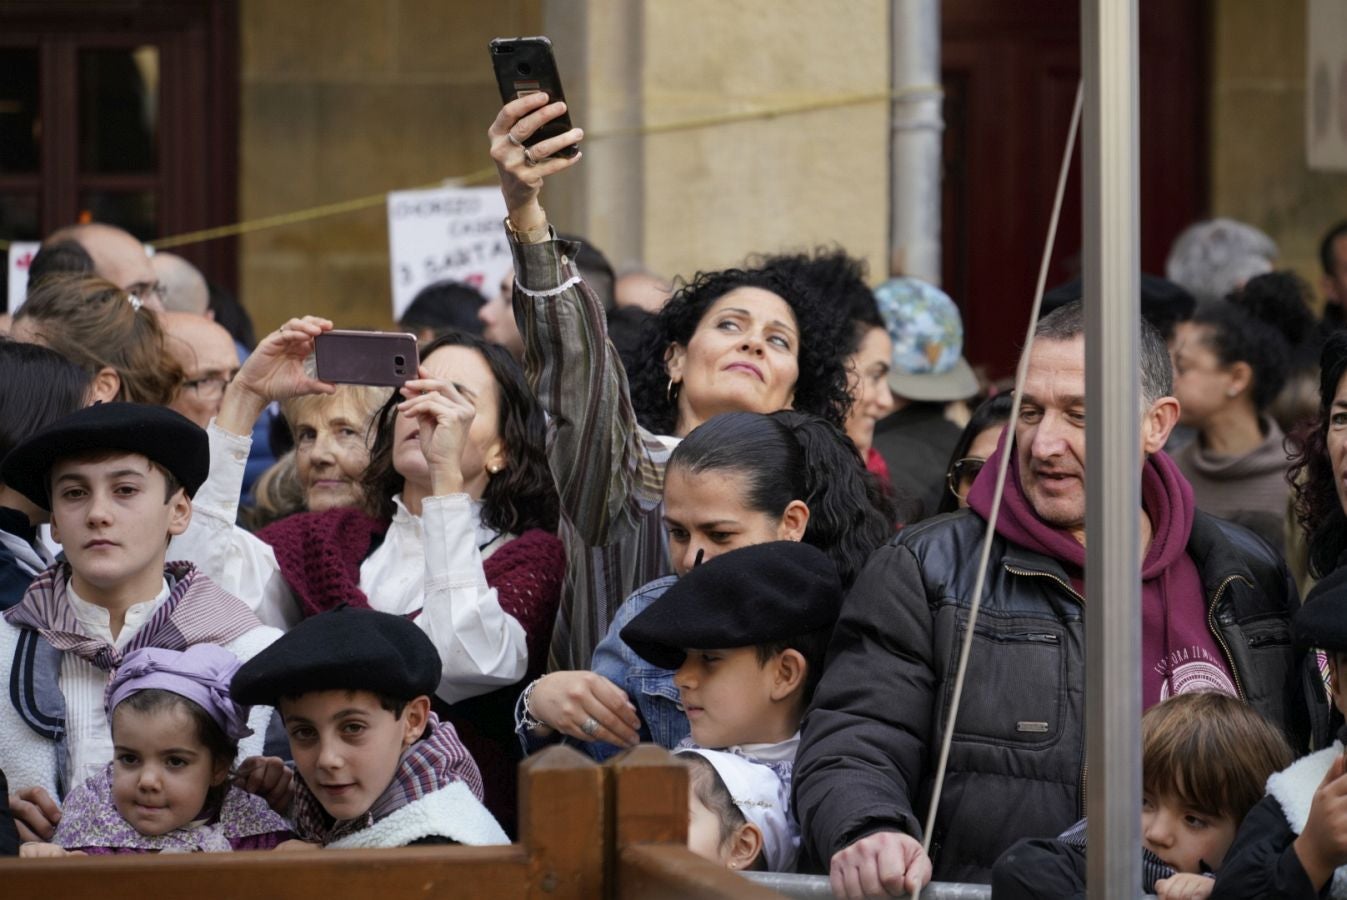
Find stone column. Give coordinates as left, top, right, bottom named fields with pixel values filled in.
left=543, top=0, right=890, bottom=283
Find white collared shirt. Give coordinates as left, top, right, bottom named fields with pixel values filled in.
left=736, top=732, right=801, bottom=767
left=60, top=578, right=170, bottom=787
left=168, top=423, right=527, bottom=704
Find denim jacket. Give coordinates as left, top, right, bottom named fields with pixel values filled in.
left=515, top=575, right=688, bottom=761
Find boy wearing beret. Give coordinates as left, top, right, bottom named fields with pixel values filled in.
left=0, top=403, right=280, bottom=844
left=1213, top=566, right=1347, bottom=899
left=620, top=540, right=843, bottom=867
left=231, top=606, right=508, bottom=848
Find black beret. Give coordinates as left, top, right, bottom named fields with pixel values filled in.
left=620, top=541, right=843, bottom=671
left=232, top=607, right=441, bottom=707
left=1294, top=565, right=1347, bottom=652
left=1, top=402, right=208, bottom=510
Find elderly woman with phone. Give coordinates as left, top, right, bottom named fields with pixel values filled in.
left=488, top=92, right=854, bottom=673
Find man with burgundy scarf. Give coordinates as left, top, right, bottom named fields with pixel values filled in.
left=794, top=300, right=1318, bottom=894
left=0, top=403, right=279, bottom=845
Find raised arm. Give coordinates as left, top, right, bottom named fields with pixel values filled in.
left=488, top=94, right=670, bottom=547
left=169, top=318, right=335, bottom=628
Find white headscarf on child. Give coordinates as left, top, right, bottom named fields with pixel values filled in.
left=680, top=748, right=798, bottom=872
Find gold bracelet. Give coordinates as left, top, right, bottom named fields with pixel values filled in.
left=504, top=210, right=551, bottom=245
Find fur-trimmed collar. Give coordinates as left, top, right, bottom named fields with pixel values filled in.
left=1266, top=744, right=1347, bottom=898
left=323, top=781, right=507, bottom=849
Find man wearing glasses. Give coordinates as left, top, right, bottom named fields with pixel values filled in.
left=161, top=310, right=239, bottom=428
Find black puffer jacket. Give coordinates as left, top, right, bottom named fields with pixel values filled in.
left=794, top=509, right=1321, bottom=884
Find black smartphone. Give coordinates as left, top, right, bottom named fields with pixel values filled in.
left=313, top=331, right=418, bottom=387
left=489, top=36, right=579, bottom=159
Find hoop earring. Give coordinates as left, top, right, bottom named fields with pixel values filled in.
left=667, top=377, right=680, bottom=405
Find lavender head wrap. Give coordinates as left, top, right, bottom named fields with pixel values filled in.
left=105, top=644, right=254, bottom=742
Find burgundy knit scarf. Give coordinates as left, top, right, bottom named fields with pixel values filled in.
left=256, top=507, right=389, bottom=617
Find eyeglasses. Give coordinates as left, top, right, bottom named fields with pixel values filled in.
left=126, top=281, right=169, bottom=304
left=183, top=374, right=233, bottom=400
left=946, top=456, right=987, bottom=502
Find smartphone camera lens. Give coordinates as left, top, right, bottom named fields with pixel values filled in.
left=516, top=61, right=533, bottom=76
left=394, top=355, right=406, bottom=366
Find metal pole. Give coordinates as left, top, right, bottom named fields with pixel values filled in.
left=1081, top=0, right=1143, bottom=897
left=889, top=0, right=943, bottom=282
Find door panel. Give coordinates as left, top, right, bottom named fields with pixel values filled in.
left=941, top=1, right=1208, bottom=378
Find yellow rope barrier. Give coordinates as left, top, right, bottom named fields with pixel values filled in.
left=0, top=84, right=942, bottom=253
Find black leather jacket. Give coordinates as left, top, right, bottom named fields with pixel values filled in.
left=794, top=509, right=1321, bottom=884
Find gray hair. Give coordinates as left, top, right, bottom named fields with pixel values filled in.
left=1033, top=300, right=1172, bottom=407
left=1165, top=218, right=1277, bottom=304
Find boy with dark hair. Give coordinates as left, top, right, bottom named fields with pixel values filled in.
left=621, top=541, right=841, bottom=766
left=993, top=691, right=1292, bottom=899
left=0, top=402, right=279, bottom=843
left=620, top=541, right=843, bottom=869
left=231, top=606, right=507, bottom=848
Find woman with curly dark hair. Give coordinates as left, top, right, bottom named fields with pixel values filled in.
left=1290, top=330, right=1347, bottom=581
left=488, top=93, right=853, bottom=670
left=170, top=320, right=564, bottom=830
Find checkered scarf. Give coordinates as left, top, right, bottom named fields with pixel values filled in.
left=1057, top=818, right=1199, bottom=891
left=3, top=561, right=261, bottom=671
left=290, top=714, right=486, bottom=845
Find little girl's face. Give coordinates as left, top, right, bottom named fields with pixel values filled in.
left=687, top=790, right=729, bottom=865
left=111, top=702, right=228, bottom=837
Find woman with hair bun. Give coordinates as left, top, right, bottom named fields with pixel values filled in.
left=1171, top=272, right=1311, bottom=551
left=11, top=275, right=182, bottom=406
left=516, top=409, right=893, bottom=758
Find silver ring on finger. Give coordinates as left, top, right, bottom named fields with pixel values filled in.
left=580, top=716, right=600, bottom=737
left=522, top=146, right=539, bottom=167
left=507, top=131, right=524, bottom=147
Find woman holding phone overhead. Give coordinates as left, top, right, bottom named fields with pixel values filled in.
left=170, top=318, right=563, bottom=707
left=488, top=92, right=854, bottom=671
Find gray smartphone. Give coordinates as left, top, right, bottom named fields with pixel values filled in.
left=313, top=330, right=418, bottom=387
left=489, top=36, right=579, bottom=158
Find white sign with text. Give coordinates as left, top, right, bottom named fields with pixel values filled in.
left=386, top=185, right=512, bottom=320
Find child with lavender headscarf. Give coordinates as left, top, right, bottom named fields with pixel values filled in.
left=20, top=644, right=291, bottom=856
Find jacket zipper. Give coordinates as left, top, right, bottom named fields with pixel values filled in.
left=1206, top=574, right=1249, bottom=700
left=1003, top=565, right=1085, bottom=604
left=1002, top=564, right=1087, bottom=816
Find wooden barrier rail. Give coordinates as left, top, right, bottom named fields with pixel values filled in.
left=0, top=744, right=779, bottom=899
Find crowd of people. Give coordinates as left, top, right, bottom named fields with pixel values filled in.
left=3, top=89, right=1347, bottom=900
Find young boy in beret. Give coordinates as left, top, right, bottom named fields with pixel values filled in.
left=231, top=606, right=508, bottom=848
left=0, top=403, right=280, bottom=844
left=621, top=541, right=843, bottom=795
left=1213, top=565, right=1347, bottom=898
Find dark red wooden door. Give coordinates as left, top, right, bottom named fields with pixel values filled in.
left=941, top=0, right=1209, bottom=378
